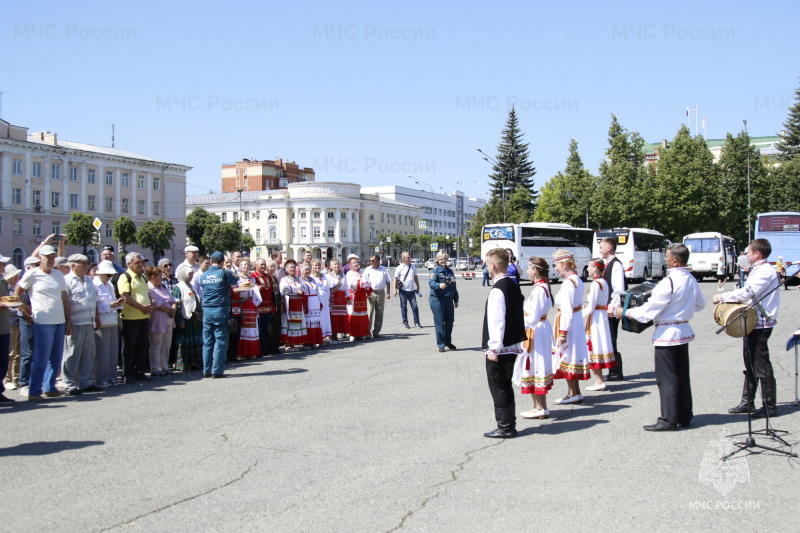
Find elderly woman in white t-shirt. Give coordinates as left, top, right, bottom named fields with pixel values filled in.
left=93, top=261, right=125, bottom=387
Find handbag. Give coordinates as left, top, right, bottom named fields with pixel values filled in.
left=99, top=312, right=120, bottom=328
left=395, top=265, right=411, bottom=290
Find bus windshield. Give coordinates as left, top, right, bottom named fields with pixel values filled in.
left=482, top=226, right=515, bottom=241
left=684, top=238, right=721, bottom=253
left=595, top=229, right=630, bottom=245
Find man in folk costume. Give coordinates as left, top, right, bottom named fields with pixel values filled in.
left=714, top=239, right=780, bottom=418
left=600, top=237, right=627, bottom=381
left=482, top=249, right=526, bottom=439
left=251, top=258, right=277, bottom=357
left=346, top=257, right=372, bottom=341
left=614, top=243, right=705, bottom=431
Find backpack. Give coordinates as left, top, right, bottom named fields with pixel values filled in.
left=111, top=271, right=132, bottom=299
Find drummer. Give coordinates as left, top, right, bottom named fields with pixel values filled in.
left=713, top=238, right=780, bottom=418
left=612, top=243, right=705, bottom=431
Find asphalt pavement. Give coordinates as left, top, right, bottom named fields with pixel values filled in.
left=2, top=272, right=799, bottom=532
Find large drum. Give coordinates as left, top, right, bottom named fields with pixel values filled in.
left=714, top=303, right=756, bottom=338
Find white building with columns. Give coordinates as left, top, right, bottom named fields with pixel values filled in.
left=0, top=119, right=191, bottom=267
left=186, top=182, right=423, bottom=262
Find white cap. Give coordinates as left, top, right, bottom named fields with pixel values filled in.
left=96, top=260, right=117, bottom=275
left=40, top=245, right=57, bottom=256
left=24, top=256, right=41, bottom=267
left=185, top=245, right=199, bottom=253
left=0, top=254, right=10, bottom=263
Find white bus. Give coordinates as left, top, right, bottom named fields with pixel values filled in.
left=481, top=222, right=594, bottom=281
left=682, top=232, right=738, bottom=280
left=592, top=228, right=668, bottom=282
left=755, top=212, right=800, bottom=276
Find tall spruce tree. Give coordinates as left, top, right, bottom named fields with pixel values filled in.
left=776, top=81, right=800, bottom=162
left=486, top=106, right=537, bottom=221
left=534, top=139, right=594, bottom=227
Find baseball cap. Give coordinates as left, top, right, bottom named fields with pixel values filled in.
left=158, top=258, right=172, bottom=267
left=39, top=245, right=57, bottom=256
left=210, top=251, right=225, bottom=262
left=102, top=245, right=115, bottom=252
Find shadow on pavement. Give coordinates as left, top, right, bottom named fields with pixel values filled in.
left=0, top=440, right=104, bottom=457
left=517, top=418, right=610, bottom=437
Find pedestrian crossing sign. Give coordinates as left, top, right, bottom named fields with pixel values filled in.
left=430, top=243, right=438, bottom=251
left=419, top=221, right=427, bottom=229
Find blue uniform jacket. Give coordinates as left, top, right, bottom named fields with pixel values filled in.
left=428, top=266, right=459, bottom=302
left=198, top=265, right=239, bottom=309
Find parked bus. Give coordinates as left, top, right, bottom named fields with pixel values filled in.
left=755, top=212, right=800, bottom=276
left=481, top=222, right=594, bottom=281
left=592, top=228, right=668, bottom=282
left=682, top=232, right=738, bottom=280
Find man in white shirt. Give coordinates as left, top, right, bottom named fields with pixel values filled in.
left=362, top=255, right=391, bottom=338
left=62, top=254, right=101, bottom=395
left=714, top=239, right=780, bottom=418
left=614, top=243, right=705, bottom=431
left=600, top=237, right=627, bottom=381
left=393, top=252, right=422, bottom=329
left=179, top=245, right=200, bottom=274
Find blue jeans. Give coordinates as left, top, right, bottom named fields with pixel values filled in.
left=18, top=320, right=34, bottom=387
left=203, top=307, right=230, bottom=376
left=482, top=271, right=490, bottom=286
left=29, top=322, right=66, bottom=396
left=398, top=290, right=420, bottom=325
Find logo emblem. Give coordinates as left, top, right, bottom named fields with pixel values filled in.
left=698, top=430, right=750, bottom=497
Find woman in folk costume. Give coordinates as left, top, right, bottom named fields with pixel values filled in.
left=279, top=259, right=309, bottom=351
left=552, top=249, right=591, bottom=405
left=235, top=260, right=262, bottom=360
left=516, top=257, right=555, bottom=419
left=583, top=258, right=616, bottom=392
left=173, top=265, right=204, bottom=372
left=251, top=258, right=277, bottom=357
left=299, top=263, right=323, bottom=348
left=327, top=258, right=350, bottom=342
left=311, top=260, right=333, bottom=342
left=346, top=256, right=372, bottom=341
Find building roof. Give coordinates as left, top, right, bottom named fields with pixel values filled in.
left=24, top=135, right=192, bottom=169
left=643, top=135, right=781, bottom=153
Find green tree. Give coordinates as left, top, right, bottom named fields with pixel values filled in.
left=186, top=207, right=220, bottom=256
left=647, top=125, right=718, bottom=241
left=776, top=81, right=800, bottom=162
left=63, top=212, right=95, bottom=254
left=717, top=131, right=769, bottom=245
left=405, top=234, right=418, bottom=256
left=534, top=139, right=595, bottom=227
left=136, top=219, right=176, bottom=260
left=593, top=114, right=648, bottom=229
left=416, top=234, right=432, bottom=260
left=768, top=158, right=800, bottom=212
left=486, top=106, right=537, bottom=220
left=202, top=220, right=249, bottom=255
left=112, top=217, right=138, bottom=257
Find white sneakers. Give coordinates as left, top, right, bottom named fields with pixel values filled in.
left=554, top=394, right=584, bottom=405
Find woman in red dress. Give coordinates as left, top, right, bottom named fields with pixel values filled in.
left=235, top=260, right=262, bottom=360
left=299, top=263, right=323, bottom=348
left=279, top=260, right=309, bottom=351
left=251, top=258, right=277, bottom=356
left=327, top=258, right=350, bottom=342
left=345, top=256, right=371, bottom=341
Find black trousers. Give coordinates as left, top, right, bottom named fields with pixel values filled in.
left=743, top=327, right=774, bottom=396
left=485, top=353, right=517, bottom=410
left=121, top=318, right=150, bottom=378
left=608, top=316, right=622, bottom=373
left=268, top=310, right=282, bottom=353
left=654, top=344, right=693, bottom=426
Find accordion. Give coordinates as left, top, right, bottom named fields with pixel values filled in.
left=620, top=281, right=659, bottom=334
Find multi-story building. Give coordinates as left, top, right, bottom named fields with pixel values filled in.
left=221, top=158, right=315, bottom=193
left=644, top=135, right=782, bottom=166
left=186, top=182, right=422, bottom=263
left=0, top=119, right=191, bottom=268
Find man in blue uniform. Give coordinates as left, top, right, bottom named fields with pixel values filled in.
left=198, top=251, right=239, bottom=378
left=429, top=252, right=459, bottom=353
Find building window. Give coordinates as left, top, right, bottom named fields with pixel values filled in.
left=12, top=188, right=21, bottom=204
left=88, top=169, right=96, bottom=184
left=137, top=176, right=145, bottom=189
left=340, top=212, right=347, bottom=219
left=32, top=190, right=41, bottom=207
left=341, top=228, right=347, bottom=238
left=244, top=212, right=250, bottom=221
left=13, top=160, right=22, bottom=175
left=137, top=200, right=145, bottom=214
left=153, top=177, right=160, bottom=191
left=88, top=195, right=96, bottom=210
left=268, top=212, right=278, bottom=220
left=12, top=247, right=23, bottom=269
left=269, top=226, right=277, bottom=240
left=233, top=212, right=239, bottom=222
left=300, top=227, right=307, bottom=239
left=291, top=211, right=295, bottom=220
left=122, top=173, right=129, bottom=187
left=32, top=162, right=42, bottom=178
left=256, top=228, right=261, bottom=241
left=313, top=212, right=320, bottom=219
left=51, top=192, right=60, bottom=208
left=33, top=219, right=42, bottom=236
left=381, top=213, right=384, bottom=222
left=69, top=167, right=78, bottom=182
left=13, top=218, right=22, bottom=235
left=105, top=171, right=113, bottom=186
left=122, top=198, right=129, bottom=213
left=221, top=212, right=227, bottom=222
left=291, top=228, right=296, bottom=239
left=105, top=197, right=113, bottom=212
left=52, top=221, right=61, bottom=235
left=51, top=164, right=60, bottom=180
left=106, top=226, right=113, bottom=238
left=327, top=211, right=334, bottom=219
left=300, top=212, right=307, bottom=220
left=70, top=194, right=79, bottom=209
left=327, top=227, right=334, bottom=238
left=313, top=227, right=321, bottom=238
left=153, top=202, right=160, bottom=215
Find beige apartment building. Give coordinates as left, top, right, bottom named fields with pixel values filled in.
left=0, top=119, right=191, bottom=267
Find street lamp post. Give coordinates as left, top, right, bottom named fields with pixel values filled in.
left=235, top=187, right=245, bottom=252
left=408, top=175, right=434, bottom=236
left=476, top=148, right=507, bottom=221
left=744, top=120, right=752, bottom=242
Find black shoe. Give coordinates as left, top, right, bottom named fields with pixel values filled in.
left=438, top=347, right=445, bottom=353
left=446, top=344, right=457, bottom=350
left=372, top=333, right=381, bottom=338
left=0, top=394, right=14, bottom=403
left=752, top=406, right=779, bottom=418
left=135, top=373, right=151, bottom=381
left=643, top=422, right=676, bottom=432
left=727, top=402, right=754, bottom=414
left=605, top=373, right=624, bottom=382
left=211, top=374, right=226, bottom=379
left=483, top=427, right=517, bottom=439
left=81, top=385, right=104, bottom=393
left=415, top=323, right=423, bottom=328
left=66, top=389, right=83, bottom=396
left=403, top=323, right=410, bottom=329
left=203, top=374, right=212, bottom=378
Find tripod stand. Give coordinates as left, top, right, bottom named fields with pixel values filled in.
left=716, top=277, right=797, bottom=461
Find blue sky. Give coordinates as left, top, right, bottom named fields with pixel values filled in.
left=3, top=1, right=798, bottom=200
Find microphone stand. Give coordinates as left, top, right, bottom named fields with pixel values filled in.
left=716, top=274, right=797, bottom=461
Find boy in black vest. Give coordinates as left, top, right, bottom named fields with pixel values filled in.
left=600, top=237, right=627, bottom=381
left=482, top=248, right=526, bottom=438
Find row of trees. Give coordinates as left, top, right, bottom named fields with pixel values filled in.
left=469, top=80, right=800, bottom=250
left=64, top=213, right=176, bottom=260
left=186, top=207, right=256, bottom=256
left=377, top=232, right=469, bottom=260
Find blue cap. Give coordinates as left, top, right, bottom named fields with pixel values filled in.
left=210, top=251, right=225, bottom=262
